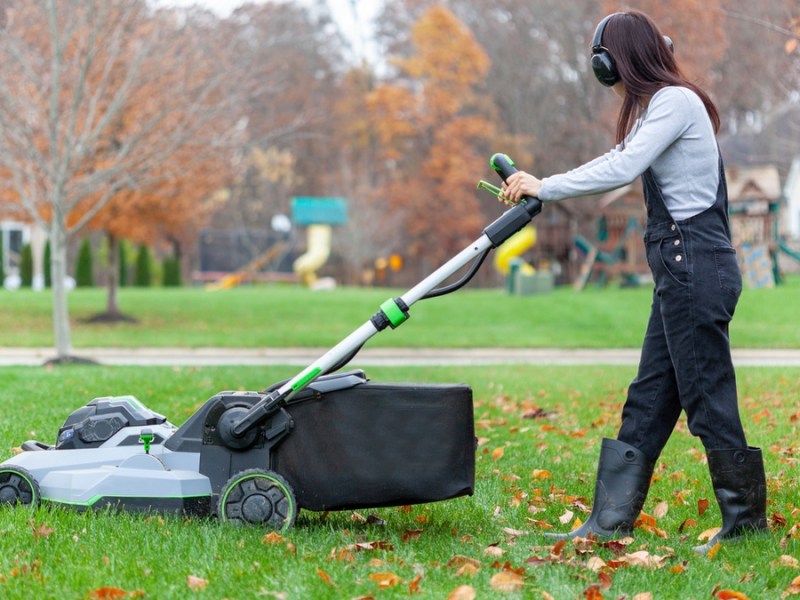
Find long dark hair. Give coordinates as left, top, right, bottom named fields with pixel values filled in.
left=601, top=11, right=720, bottom=144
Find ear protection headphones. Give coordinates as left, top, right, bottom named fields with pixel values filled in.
left=591, top=13, right=674, bottom=87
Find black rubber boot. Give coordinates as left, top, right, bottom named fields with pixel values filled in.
left=547, top=438, right=655, bottom=540
left=693, top=447, right=768, bottom=554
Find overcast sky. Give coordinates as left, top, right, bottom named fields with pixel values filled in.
left=158, top=0, right=379, bottom=60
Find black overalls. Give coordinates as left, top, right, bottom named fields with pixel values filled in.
left=616, top=158, right=748, bottom=460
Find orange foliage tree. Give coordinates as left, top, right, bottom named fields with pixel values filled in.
left=0, top=1, right=237, bottom=358
left=365, top=5, right=523, bottom=272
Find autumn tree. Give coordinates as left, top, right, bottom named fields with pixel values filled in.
left=0, top=1, right=237, bottom=359
left=366, top=5, right=521, bottom=273
left=207, top=2, right=343, bottom=255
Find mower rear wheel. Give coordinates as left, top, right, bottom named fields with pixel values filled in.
left=0, top=466, right=40, bottom=506
left=218, top=469, right=297, bottom=531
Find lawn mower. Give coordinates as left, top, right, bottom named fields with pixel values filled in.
left=0, top=154, right=542, bottom=531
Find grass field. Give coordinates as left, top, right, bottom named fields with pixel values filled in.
left=0, top=275, right=799, bottom=349
left=0, top=364, right=798, bottom=599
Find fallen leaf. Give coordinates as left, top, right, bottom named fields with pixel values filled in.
left=447, top=585, right=476, bottom=600
left=653, top=501, right=669, bottom=519
left=638, top=512, right=657, bottom=527
left=490, top=571, right=524, bottom=592
left=409, top=574, right=423, bottom=594
left=715, top=590, right=751, bottom=600
left=559, top=509, right=574, bottom=525
left=587, top=556, right=607, bottom=573
left=632, top=594, right=654, bottom=600
left=779, top=555, right=800, bottom=569
left=551, top=539, right=567, bottom=557
left=527, top=518, right=553, bottom=529
left=402, top=529, right=424, bottom=542
left=698, top=527, right=721, bottom=541
left=456, top=563, right=479, bottom=577
left=30, top=521, right=55, bottom=539
left=484, top=545, right=505, bottom=557
left=786, top=575, right=800, bottom=595
left=670, top=564, right=687, bottom=574
left=698, top=498, right=710, bottom=515
left=90, top=588, right=128, bottom=600
left=262, top=532, right=283, bottom=544
left=707, top=542, right=722, bottom=559
left=623, top=551, right=667, bottom=569
left=532, top=469, right=552, bottom=479
left=447, top=555, right=481, bottom=570
left=317, top=569, right=335, bottom=587
left=492, top=447, right=505, bottom=461
left=583, top=584, right=604, bottom=599
left=678, top=518, right=697, bottom=533
left=597, top=571, right=612, bottom=590
left=187, top=575, right=208, bottom=591
left=369, top=572, right=401, bottom=588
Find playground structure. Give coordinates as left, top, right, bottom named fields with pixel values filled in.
left=201, top=197, right=347, bottom=290
left=291, top=197, right=347, bottom=288
left=726, top=165, right=794, bottom=287
left=570, top=182, right=650, bottom=291
left=569, top=165, right=800, bottom=290
left=573, top=215, right=646, bottom=290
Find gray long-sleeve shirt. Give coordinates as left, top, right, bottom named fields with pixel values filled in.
left=539, top=86, right=719, bottom=221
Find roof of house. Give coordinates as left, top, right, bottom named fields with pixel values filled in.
left=725, top=165, right=782, bottom=201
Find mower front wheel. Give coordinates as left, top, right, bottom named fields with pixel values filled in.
left=218, top=469, right=297, bottom=531
left=0, top=465, right=40, bottom=506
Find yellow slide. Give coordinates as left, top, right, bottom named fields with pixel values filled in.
left=293, top=224, right=332, bottom=286
left=494, top=226, right=536, bottom=275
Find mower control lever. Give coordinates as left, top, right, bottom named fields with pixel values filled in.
left=490, top=153, right=543, bottom=218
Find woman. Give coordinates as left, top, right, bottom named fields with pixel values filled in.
left=501, top=11, right=767, bottom=554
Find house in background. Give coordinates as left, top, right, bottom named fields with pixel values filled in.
left=1, top=219, right=48, bottom=290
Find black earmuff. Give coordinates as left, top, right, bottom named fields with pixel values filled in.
left=591, top=13, right=675, bottom=88
left=591, top=13, right=621, bottom=87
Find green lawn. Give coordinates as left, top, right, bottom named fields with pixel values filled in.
left=1, top=275, right=799, bottom=349
left=0, top=364, right=798, bottom=599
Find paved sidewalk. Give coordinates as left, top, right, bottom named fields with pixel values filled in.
left=2, top=347, right=800, bottom=367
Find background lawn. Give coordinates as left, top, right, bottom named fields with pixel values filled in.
left=0, top=364, right=798, bottom=599
left=0, top=275, right=798, bottom=349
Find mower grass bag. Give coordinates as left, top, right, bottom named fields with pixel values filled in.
left=272, top=381, right=475, bottom=512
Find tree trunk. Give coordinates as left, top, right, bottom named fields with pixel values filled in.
left=50, top=219, right=73, bottom=359
left=105, top=231, right=119, bottom=316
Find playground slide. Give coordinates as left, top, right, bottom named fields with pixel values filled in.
left=293, top=224, right=332, bottom=285
left=206, top=242, right=289, bottom=291
left=494, top=226, right=536, bottom=275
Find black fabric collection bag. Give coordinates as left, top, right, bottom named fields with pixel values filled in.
left=272, top=381, right=475, bottom=512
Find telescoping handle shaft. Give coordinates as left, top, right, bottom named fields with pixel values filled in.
left=490, top=153, right=543, bottom=217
